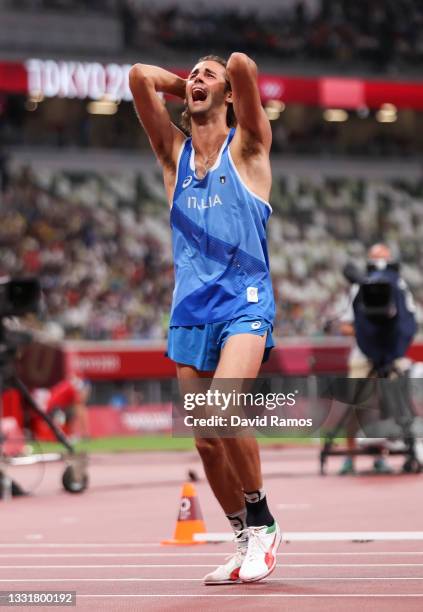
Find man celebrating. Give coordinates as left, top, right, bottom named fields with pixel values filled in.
left=129, top=53, right=280, bottom=584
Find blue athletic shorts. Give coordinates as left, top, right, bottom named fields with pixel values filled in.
left=167, top=314, right=274, bottom=371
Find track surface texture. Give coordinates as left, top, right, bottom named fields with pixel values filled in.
left=1, top=446, right=423, bottom=611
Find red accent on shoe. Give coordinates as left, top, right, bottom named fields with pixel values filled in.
left=230, top=567, right=240, bottom=581
left=265, top=551, right=274, bottom=568
left=265, top=534, right=277, bottom=568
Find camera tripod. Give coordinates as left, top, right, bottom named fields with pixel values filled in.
left=319, top=364, right=422, bottom=475
left=0, top=320, right=88, bottom=498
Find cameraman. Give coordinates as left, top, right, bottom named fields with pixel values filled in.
left=338, top=243, right=416, bottom=474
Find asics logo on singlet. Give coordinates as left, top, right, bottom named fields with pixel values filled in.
left=187, top=194, right=223, bottom=210
left=251, top=321, right=261, bottom=330
left=182, top=176, right=193, bottom=188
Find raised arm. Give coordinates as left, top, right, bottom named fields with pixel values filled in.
left=226, top=53, right=272, bottom=153
left=129, top=64, right=186, bottom=168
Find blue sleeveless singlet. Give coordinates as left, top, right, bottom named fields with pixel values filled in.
left=170, top=128, right=275, bottom=327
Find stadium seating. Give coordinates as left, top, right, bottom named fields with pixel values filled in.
left=1, top=0, right=422, bottom=73
left=1, top=164, right=422, bottom=340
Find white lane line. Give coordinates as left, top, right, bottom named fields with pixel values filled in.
left=196, top=531, right=423, bottom=543
left=77, top=594, right=423, bottom=598
left=198, top=532, right=423, bottom=543
left=285, top=532, right=423, bottom=542
left=3, top=552, right=423, bottom=559
left=0, top=565, right=213, bottom=569
left=0, top=553, right=243, bottom=558
left=4, top=577, right=423, bottom=583
left=3, top=563, right=423, bottom=569
left=0, top=554, right=214, bottom=558
left=0, top=551, right=423, bottom=559
left=4, top=563, right=423, bottom=577
left=0, top=567, right=216, bottom=572
left=3, top=564, right=423, bottom=570
left=0, top=543, right=162, bottom=548
left=2, top=578, right=423, bottom=583
left=0, top=565, right=217, bottom=569
left=280, top=552, right=423, bottom=556
left=3, top=532, right=423, bottom=546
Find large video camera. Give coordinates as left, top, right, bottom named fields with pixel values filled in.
left=343, top=261, right=417, bottom=369
left=0, top=277, right=41, bottom=364
left=0, top=277, right=41, bottom=318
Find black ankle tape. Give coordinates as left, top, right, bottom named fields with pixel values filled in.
left=245, top=495, right=274, bottom=527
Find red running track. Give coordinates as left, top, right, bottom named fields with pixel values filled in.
left=1, top=447, right=423, bottom=611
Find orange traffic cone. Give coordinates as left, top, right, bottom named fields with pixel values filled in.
left=161, top=482, right=206, bottom=545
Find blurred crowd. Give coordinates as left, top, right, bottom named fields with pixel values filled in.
left=271, top=176, right=423, bottom=335
left=122, top=0, right=423, bottom=72
left=0, top=0, right=111, bottom=11
left=0, top=166, right=174, bottom=340
left=4, top=0, right=423, bottom=72
left=1, top=164, right=422, bottom=340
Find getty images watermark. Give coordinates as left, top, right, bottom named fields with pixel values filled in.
left=170, top=379, right=325, bottom=437
left=182, top=388, right=313, bottom=429
left=172, top=375, right=423, bottom=438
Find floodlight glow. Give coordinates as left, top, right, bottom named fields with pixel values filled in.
left=87, top=100, right=118, bottom=115
left=323, top=109, right=348, bottom=122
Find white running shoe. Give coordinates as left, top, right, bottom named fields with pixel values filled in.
left=203, top=532, right=248, bottom=585
left=239, top=522, right=282, bottom=583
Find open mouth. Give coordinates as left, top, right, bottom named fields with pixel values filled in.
left=192, top=87, right=208, bottom=102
